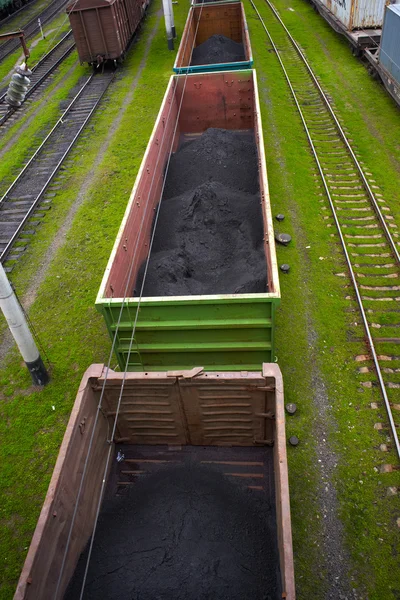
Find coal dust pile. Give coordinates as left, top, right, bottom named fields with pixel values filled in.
left=191, top=34, right=245, bottom=66
left=65, top=465, right=279, bottom=600
left=136, top=128, right=267, bottom=297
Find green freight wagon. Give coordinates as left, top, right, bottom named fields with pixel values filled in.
left=96, top=70, right=280, bottom=372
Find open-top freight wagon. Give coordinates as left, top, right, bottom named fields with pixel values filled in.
left=67, top=0, right=150, bottom=64
left=96, top=68, right=280, bottom=372
left=14, top=363, right=295, bottom=600
left=174, top=1, right=253, bottom=73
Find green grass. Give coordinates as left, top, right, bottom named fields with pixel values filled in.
left=0, top=0, right=50, bottom=35
left=0, top=55, right=86, bottom=192
left=0, top=10, right=72, bottom=86
left=245, top=0, right=400, bottom=597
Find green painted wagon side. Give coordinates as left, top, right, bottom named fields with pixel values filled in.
left=97, top=294, right=279, bottom=371
left=96, top=70, right=280, bottom=372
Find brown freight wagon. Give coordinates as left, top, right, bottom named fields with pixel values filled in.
left=174, top=1, right=253, bottom=74
left=14, top=363, right=295, bottom=599
left=67, top=0, right=149, bottom=65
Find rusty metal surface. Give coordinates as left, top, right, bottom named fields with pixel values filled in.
left=174, top=1, right=253, bottom=73
left=14, top=364, right=295, bottom=599
left=99, top=70, right=279, bottom=300
left=13, top=365, right=109, bottom=600
left=313, top=0, right=386, bottom=30
left=68, top=0, right=147, bottom=63
left=100, top=368, right=271, bottom=446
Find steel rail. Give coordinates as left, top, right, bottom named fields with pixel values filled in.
left=0, top=29, right=74, bottom=100
left=0, top=0, right=36, bottom=28
left=263, top=0, right=400, bottom=268
left=0, top=30, right=75, bottom=126
left=0, top=0, right=69, bottom=63
left=249, top=0, right=400, bottom=458
left=0, top=70, right=115, bottom=262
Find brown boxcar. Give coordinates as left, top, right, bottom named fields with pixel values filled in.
left=14, top=363, right=295, bottom=599
left=67, top=0, right=149, bottom=64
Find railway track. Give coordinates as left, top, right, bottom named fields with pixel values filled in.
left=0, top=69, right=115, bottom=266
left=0, top=0, right=37, bottom=29
left=250, top=0, right=400, bottom=459
left=0, top=30, right=75, bottom=127
left=0, top=0, right=69, bottom=63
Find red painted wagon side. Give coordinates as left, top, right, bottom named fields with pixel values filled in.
left=67, top=0, right=149, bottom=64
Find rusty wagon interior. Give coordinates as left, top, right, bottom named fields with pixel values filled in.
left=14, top=364, right=295, bottom=600
left=174, top=1, right=252, bottom=70
left=101, top=70, right=277, bottom=301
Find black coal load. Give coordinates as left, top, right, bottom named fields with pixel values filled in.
left=64, top=464, right=279, bottom=600
left=191, top=34, right=245, bottom=66
left=136, top=128, right=267, bottom=297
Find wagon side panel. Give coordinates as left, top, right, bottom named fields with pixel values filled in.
left=14, top=365, right=110, bottom=600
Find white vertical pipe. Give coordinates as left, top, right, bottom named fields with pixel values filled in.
left=0, top=263, right=49, bottom=386
left=162, top=0, right=174, bottom=49
left=169, top=0, right=176, bottom=38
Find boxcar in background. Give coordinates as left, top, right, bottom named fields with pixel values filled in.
left=378, top=4, right=400, bottom=96
left=67, top=0, right=149, bottom=65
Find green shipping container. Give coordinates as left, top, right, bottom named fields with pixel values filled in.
left=96, top=70, right=280, bottom=371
